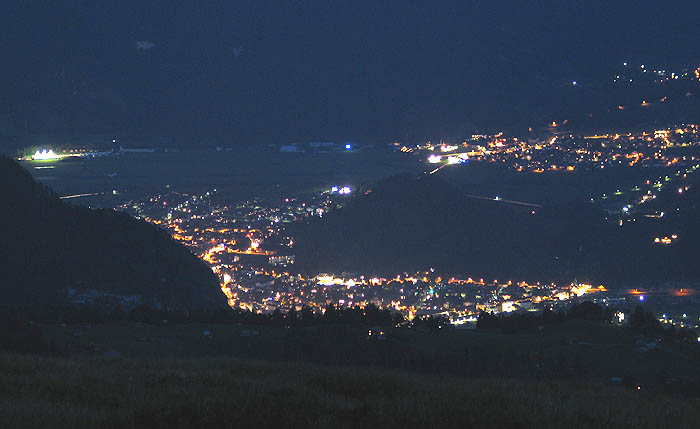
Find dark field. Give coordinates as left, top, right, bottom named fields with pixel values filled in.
left=22, top=149, right=422, bottom=207
left=23, top=149, right=682, bottom=209
left=3, top=351, right=700, bottom=429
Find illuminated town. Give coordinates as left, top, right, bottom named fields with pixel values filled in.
left=103, top=123, right=700, bottom=326
left=407, top=124, right=699, bottom=176
left=121, top=182, right=615, bottom=323
left=19, top=122, right=700, bottom=326
left=7, top=3, right=700, bottom=424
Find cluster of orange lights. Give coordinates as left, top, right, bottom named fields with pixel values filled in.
left=614, top=91, right=694, bottom=112
left=629, top=288, right=696, bottom=298
left=653, top=234, right=678, bottom=245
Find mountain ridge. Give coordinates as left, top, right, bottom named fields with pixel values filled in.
left=291, top=172, right=700, bottom=286
left=0, top=156, right=225, bottom=310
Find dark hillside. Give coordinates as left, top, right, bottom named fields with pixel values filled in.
left=291, top=173, right=700, bottom=285
left=0, top=156, right=224, bottom=310
left=292, top=173, right=592, bottom=280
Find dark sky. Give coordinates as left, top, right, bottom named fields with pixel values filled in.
left=2, top=1, right=699, bottom=145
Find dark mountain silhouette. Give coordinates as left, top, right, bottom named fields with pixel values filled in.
left=291, top=173, right=700, bottom=286
left=0, top=156, right=225, bottom=310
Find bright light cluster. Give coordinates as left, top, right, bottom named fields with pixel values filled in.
left=654, top=234, right=678, bottom=245
left=428, top=153, right=468, bottom=164
left=32, top=149, right=59, bottom=160
left=447, top=155, right=468, bottom=164
left=331, top=186, right=352, bottom=195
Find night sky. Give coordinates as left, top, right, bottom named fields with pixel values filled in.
left=2, top=1, right=699, bottom=145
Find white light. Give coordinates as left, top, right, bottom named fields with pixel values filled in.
left=32, top=149, right=59, bottom=160
left=427, top=154, right=442, bottom=164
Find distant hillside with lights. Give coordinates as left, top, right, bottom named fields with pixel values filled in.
left=538, top=77, right=700, bottom=135
left=0, top=156, right=224, bottom=310
left=292, top=173, right=700, bottom=286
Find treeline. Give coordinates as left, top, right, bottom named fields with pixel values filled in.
left=0, top=303, right=450, bottom=355
left=4, top=303, right=699, bottom=387
left=476, top=301, right=615, bottom=332
left=477, top=301, right=699, bottom=343
left=627, top=305, right=698, bottom=343
left=22, top=302, right=449, bottom=329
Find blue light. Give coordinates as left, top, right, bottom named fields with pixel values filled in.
left=345, top=143, right=352, bottom=150
left=639, top=295, right=645, bottom=301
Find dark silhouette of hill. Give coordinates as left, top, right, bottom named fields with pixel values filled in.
left=0, top=156, right=225, bottom=310
left=528, top=78, right=700, bottom=135
left=291, top=173, right=700, bottom=285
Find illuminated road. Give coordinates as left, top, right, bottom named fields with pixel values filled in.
left=463, top=193, right=542, bottom=208
left=424, top=167, right=542, bottom=208
left=60, top=192, right=102, bottom=200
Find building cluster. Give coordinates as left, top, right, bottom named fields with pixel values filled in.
left=117, top=185, right=350, bottom=263
left=409, top=124, right=699, bottom=174
left=216, top=272, right=610, bottom=324
left=406, top=125, right=700, bottom=227
left=598, top=159, right=699, bottom=222
left=610, top=62, right=700, bottom=85
left=113, top=124, right=700, bottom=325
left=275, top=141, right=360, bottom=153
left=117, top=185, right=618, bottom=323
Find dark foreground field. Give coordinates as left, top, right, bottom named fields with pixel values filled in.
left=2, top=352, right=700, bottom=429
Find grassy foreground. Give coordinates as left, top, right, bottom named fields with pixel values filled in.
left=2, top=353, right=699, bottom=429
